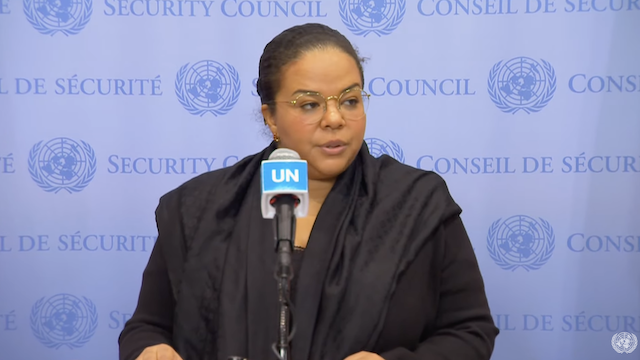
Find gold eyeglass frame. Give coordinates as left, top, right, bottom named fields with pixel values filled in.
left=270, top=86, right=371, bottom=121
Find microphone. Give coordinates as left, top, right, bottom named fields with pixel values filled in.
left=260, top=148, right=309, bottom=220
left=259, top=148, right=308, bottom=360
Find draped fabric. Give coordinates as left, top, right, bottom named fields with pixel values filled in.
left=161, top=141, right=464, bottom=360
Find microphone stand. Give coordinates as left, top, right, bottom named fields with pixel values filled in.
left=272, top=195, right=297, bottom=360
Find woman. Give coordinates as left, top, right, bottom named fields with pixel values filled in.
left=119, top=23, right=499, bottom=360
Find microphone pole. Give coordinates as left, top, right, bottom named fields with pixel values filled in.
left=271, top=195, right=298, bottom=360
left=260, top=147, right=308, bottom=360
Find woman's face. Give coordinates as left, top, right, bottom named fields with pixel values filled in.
left=262, top=48, right=366, bottom=181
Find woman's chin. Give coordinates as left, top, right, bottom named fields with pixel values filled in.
left=309, top=161, right=353, bottom=181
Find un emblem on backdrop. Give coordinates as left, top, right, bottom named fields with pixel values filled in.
left=28, top=137, right=97, bottom=194
left=339, top=0, right=406, bottom=37
left=364, top=138, right=405, bottom=163
left=612, top=332, right=638, bottom=354
left=487, top=215, right=555, bottom=271
left=175, top=60, right=241, bottom=117
left=488, top=57, right=557, bottom=114
left=30, top=293, right=98, bottom=349
left=23, top=0, right=92, bottom=36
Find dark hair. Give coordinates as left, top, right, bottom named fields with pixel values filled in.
left=257, top=23, right=365, bottom=117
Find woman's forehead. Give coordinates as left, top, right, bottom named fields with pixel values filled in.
left=278, top=49, right=362, bottom=94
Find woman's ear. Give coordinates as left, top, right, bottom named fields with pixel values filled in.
left=262, top=104, right=277, bottom=135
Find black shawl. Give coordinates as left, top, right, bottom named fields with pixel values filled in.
left=163, top=141, right=461, bottom=360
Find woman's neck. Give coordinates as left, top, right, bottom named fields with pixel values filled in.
left=308, top=178, right=336, bottom=209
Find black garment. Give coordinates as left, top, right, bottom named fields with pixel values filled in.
left=291, top=247, right=305, bottom=302
left=119, top=142, right=499, bottom=360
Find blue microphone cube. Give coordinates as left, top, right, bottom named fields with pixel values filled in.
left=260, top=159, right=309, bottom=219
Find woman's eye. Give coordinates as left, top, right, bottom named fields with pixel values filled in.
left=300, top=102, right=320, bottom=111
left=342, top=98, right=359, bottom=107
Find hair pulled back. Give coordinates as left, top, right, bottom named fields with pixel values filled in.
left=257, top=23, right=365, bottom=116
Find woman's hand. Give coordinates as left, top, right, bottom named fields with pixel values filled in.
left=135, top=344, right=183, bottom=360
left=343, top=351, right=385, bottom=360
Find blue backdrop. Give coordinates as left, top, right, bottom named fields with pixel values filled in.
left=1, top=1, right=639, bottom=359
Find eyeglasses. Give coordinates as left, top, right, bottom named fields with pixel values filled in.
left=271, top=87, right=370, bottom=124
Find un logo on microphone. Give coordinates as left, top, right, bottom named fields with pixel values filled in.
left=30, top=293, right=98, bottom=349
left=28, top=137, right=97, bottom=194
left=23, top=0, right=93, bottom=36
left=175, top=60, right=241, bottom=117
left=365, top=138, right=405, bottom=163
left=486, top=215, right=555, bottom=271
left=339, top=0, right=406, bottom=37
left=488, top=57, right=557, bottom=114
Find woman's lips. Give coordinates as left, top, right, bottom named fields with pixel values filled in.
left=320, top=140, right=347, bottom=155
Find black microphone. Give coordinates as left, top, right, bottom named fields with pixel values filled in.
left=259, top=148, right=309, bottom=360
